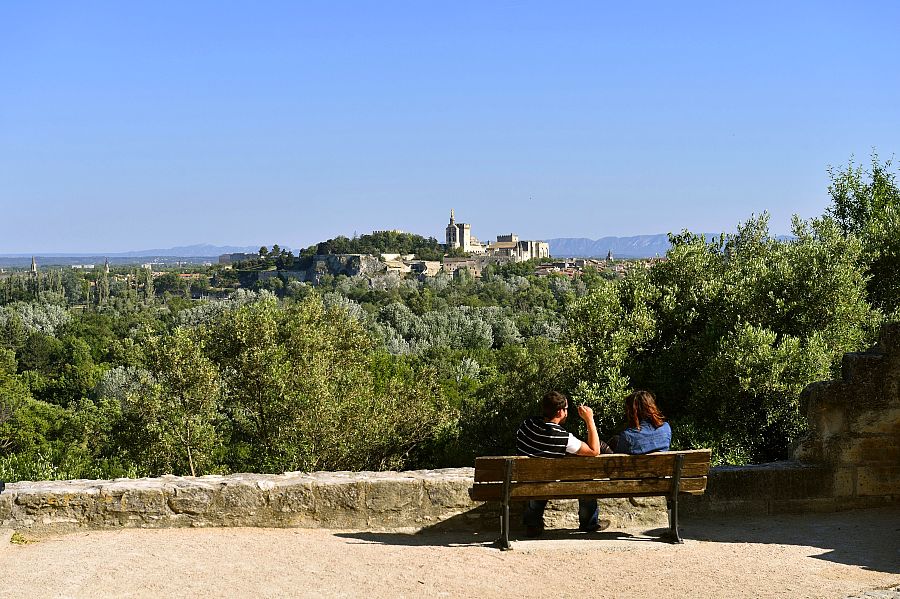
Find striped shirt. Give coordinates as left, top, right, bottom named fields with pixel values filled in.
left=516, top=417, right=581, bottom=458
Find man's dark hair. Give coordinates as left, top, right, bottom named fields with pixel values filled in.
left=542, top=390, right=568, bottom=418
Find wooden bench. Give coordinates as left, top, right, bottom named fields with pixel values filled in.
left=469, top=449, right=711, bottom=550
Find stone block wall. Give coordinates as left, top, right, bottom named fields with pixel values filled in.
left=0, top=470, right=472, bottom=536
left=793, top=322, right=900, bottom=501
left=0, top=469, right=666, bottom=537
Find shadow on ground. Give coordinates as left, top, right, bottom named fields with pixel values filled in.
left=679, top=506, right=900, bottom=575
left=333, top=528, right=656, bottom=549
left=335, top=507, right=674, bottom=549
left=337, top=506, right=900, bottom=576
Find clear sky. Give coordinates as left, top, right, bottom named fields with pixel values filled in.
left=2, top=1, right=899, bottom=253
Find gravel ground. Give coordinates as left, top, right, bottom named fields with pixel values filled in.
left=2, top=506, right=898, bottom=599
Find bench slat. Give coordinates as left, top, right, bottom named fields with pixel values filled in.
left=469, top=476, right=707, bottom=501
left=474, top=450, right=711, bottom=483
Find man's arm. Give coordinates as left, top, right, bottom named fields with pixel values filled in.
left=574, top=404, right=610, bottom=456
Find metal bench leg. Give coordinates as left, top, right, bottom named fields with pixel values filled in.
left=496, top=459, right=513, bottom=551
left=664, top=454, right=684, bottom=544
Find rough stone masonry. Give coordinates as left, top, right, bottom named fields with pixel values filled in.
left=0, top=468, right=666, bottom=536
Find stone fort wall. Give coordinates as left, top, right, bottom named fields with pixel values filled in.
left=2, top=324, right=899, bottom=536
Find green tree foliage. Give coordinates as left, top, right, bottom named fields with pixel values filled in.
left=0, top=349, right=28, bottom=450
left=202, top=295, right=453, bottom=472
left=123, top=329, right=223, bottom=476
left=827, top=153, right=900, bottom=315
left=0, top=303, right=70, bottom=336
left=454, top=338, right=578, bottom=460
left=566, top=214, right=876, bottom=464
left=153, top=272, right=190, bottom=298
left=202, top=297, right=295, bottom=471
left=303, top=231, right=446, bottom=260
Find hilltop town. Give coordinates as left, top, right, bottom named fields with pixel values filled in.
left=214, top=210, right=661, bottom=290
left=0, top=211, right=667, bottom=303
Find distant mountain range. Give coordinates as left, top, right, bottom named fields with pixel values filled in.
left=547, top=235, right=690, bottom=258
left=106, top=243, right=265, bottom=257
left=546, top=234, right=793, bottom=258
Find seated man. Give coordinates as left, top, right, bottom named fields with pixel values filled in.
left=515, top=390, right=611, bottom=537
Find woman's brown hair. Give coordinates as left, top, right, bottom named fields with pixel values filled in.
left=624, top=390, right=665, bottom=430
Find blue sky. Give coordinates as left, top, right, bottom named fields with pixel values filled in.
left=2, top=1, right=899, bottom=253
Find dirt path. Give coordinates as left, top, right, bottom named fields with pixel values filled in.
left=2, top=507, right=898, bottom=598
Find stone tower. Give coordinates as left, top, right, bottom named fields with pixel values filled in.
left=445, top=209, right=473, bottom=252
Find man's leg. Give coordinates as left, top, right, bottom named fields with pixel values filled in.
left=523, top=500, right=547, bottom=537
left=578, top=497, right=600, bottom=531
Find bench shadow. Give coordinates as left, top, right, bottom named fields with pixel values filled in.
left=333, top=528, right=655, bottom=549
left=334, top=509, right=669, bottom=549
left=335, top=505, right=900, bottom=575
left=679, top=507, right=900, bottom=574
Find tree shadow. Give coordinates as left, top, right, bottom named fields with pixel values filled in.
left=680, top=506, right=900, bottom=574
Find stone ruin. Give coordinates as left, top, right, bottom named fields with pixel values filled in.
left=794, top=322, right=900, bottom=500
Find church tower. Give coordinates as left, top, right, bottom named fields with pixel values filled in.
left=30, top=256, right=37, bottom=275
left=446, top=209, right=460, bottom=249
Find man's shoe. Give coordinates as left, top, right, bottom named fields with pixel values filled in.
left=579, top=519, right=611, bottom=533
left=525, top=525, right=543, bottom=538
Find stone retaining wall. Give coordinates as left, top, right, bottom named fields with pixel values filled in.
left=8, top=462, right=893, bottom=537
left=0, top=469, right=667, bottom=537
left=683, top=462, right=896, bottom=517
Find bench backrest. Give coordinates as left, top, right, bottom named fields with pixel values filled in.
left=469, top=449, right=711, bottom=501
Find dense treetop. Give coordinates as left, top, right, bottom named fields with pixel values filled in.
left=301, top=231, right=448, bottom=261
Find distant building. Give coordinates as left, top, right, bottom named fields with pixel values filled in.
left=372, top=229, right=405, bottom=235
left=445, top=211, right=549, bottom=262
left=442, top=257, right=487, bottom=278
left=383, top=259, right=412, bottom=275
left=409, top=260, right=442, bottom=278
left=445, top=210, right=487, bottom=254
left=487, top=236, right=549, bottom=262
left=380, top=253, right=416, bottom=261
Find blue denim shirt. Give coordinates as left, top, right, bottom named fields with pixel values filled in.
left=616, top=421, right=671, bottom=455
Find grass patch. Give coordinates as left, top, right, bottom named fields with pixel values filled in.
left=10, top=532, right=31, bottom=545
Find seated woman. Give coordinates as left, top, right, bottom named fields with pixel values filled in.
left=614, top=390, right=671, bottom=454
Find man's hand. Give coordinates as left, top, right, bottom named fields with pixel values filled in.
left=574, top=403, right=601, bottom=456
left=577, top=404, right=594, bottom=422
